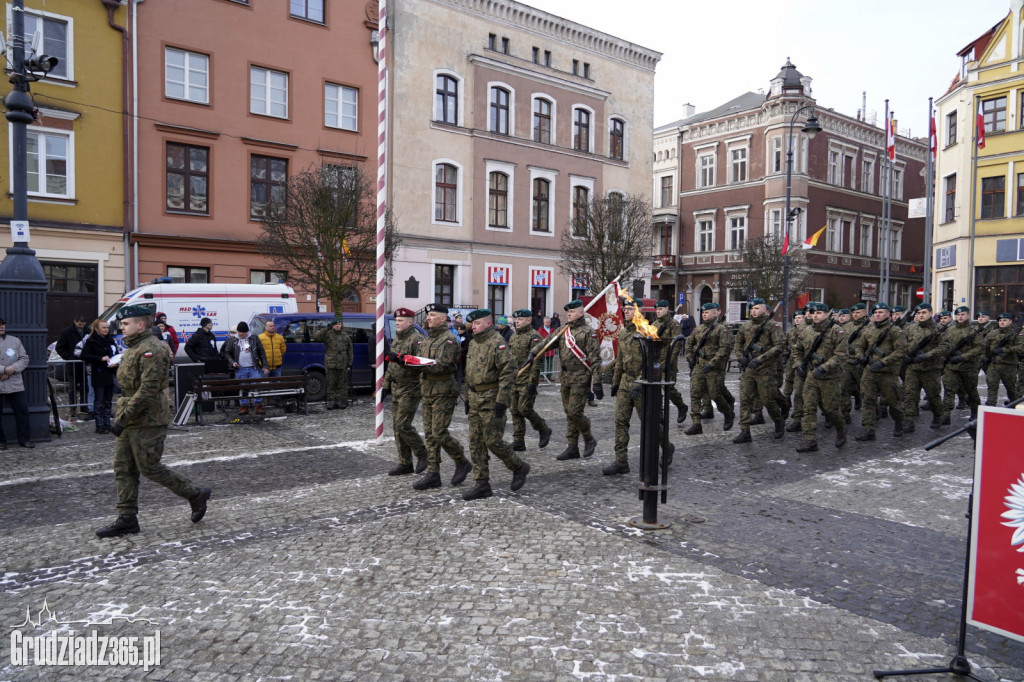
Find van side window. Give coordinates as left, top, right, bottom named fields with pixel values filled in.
left=285, top=322, right=302, bottom=343
left=344, top=319, right=374, bottom=344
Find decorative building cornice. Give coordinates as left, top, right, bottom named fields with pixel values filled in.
left=468, top=53, right=610, bottom=99
left=433, top=0, right=662, bottom=72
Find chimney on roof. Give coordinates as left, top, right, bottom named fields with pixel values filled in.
left=682, top=102, right=695, bottom=118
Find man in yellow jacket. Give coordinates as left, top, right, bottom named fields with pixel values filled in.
left=259, top=319, right=287, bottom=377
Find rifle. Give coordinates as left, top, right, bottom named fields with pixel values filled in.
left=900, top=322, right=951, bottom=373
left=796, top=317, right=836, bottom=379
left=687, top=321, right=716, bottom=374
left=854, top=322, right=896, bottom=368
left=942, top=322, right=988, bottom=370
left=981, top=324, right=1019, bottom=371
left=738, top=301, right=782, bottom=371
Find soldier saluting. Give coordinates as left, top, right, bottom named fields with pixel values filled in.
left=851, top=302, right=908, bottom=441
left=508, top=309, right=553, bottom=451
left=732, top=298, right=786, bottom=443
left=556, top=299, right=602, bottom=460
left=95, top=304, right=211, bottom=538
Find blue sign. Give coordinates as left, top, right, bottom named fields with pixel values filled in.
left=677, top=292, right=686, bottom=306
left=268, top=306, right=284, bottom=314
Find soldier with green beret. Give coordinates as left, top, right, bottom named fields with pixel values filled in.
left=983, top=312, right=1020, bottom=406
left=383, top=308, right=428, bottom=476
left=653, top=299, right=689, bottom=424
left=732, top=298, right=786, bottom=443
left=683, top=302, right=735, bottom=435
left=782, top=309, right=806, bottom=432
left=901, top=302, right=951, bottom=432
left=95, top=304, right=211, bottom=538
left=604, top=298, right=646, bottom=475
left=557, top=299, right=602, bottom=460
left=790, top=302, right=848, bottom=451
left=851, top=303, right=907, bottom=441
left=508, top=309, right=552, bottom=451
left=838, top=303, right=869, bottom=424
left=315, top=317, right=354, bottom=409
left=942, top=306, right=985, bottom=419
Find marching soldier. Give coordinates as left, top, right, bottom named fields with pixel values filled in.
left=942, top=306, right=985, bottom=420
left=891, top=305, right=910, bottom=330
left=653, top=299, right=689, bottom=424
left=839, top=303, right=869, bottom=424
left=783, top=309, right=806, bottom=432
left=557, top=299, right=602, bottom=460
left=732, top=298, right=786, bottom=443
left=508, top=309, right=553, bottom=451
left=683, top=302, right=735, bottom=435
left=901, top=303, right=950, bottom=431
left=95, top=304, right=211, bottom=538
left=983, top=312, right=1021, bottom=406
left=314, top=318, right=354, bottom=409
left=461, top=309, right=530, bottom=500
left=851, top=303, right=907, bottom=441
left=409, top=303, right=473, bottom=491
left=383, top=308, right=429, bottom=476
left=604, top=298, right=645, bottom=475
left=790, top=302, right=848, bottom=452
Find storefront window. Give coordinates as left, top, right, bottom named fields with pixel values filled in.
left=974, top=265, right=1024, bottom=322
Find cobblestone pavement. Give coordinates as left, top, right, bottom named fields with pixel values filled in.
left=1, top=374, right=1022, bottom=681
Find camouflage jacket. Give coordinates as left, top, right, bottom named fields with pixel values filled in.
left=984, top=325, right=1022, bottom=367
left=685, top=319, right=732, bottom=371
left=559, top=318, right=601, bottom=387
left=613, top=322, right=643, bottom=389
left=654, top=315, right=683, bottom=377
left=314, top=327, right=353, bottom=370
left=841, top=317, right=870, bottom=362
left=944, top=321, right=986, bottom=367
left=849, top=321, right=907, bottom=375
left=115, top=329, right=172, bottom=429
left=415, top=324, right=461, bottom=398
left=733, top=315, right=783, bottom=375
left=508, top=324, right=544, bottom=387
left=903, top=319, right=951, bottom=370
left=465, top=326, right=517, bottom=407
left=383, top=326, right=426, bottom=389
left=792, top=320, right=847, bottom=380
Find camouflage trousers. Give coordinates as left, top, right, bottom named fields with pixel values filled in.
left=421, top=391, right=467, bottom=474
left=114, top=426, right=198, bottom=516
left=511, top=384, right=548, bottom=442
left=560, top=382, right=593, bottom=446
left=614, top=382, right=641, bottom=463
left=840, top=362, right=863, bottom=420
left=985, top=364, right=1019, bottom=406
left=739, top=369, right=783, bottom=429
left=664, top=377, right=687, bottom=414
left=326, top=367, right=349, bottom=405
left=942, top=363, right=981, bottom=412
left=391, top=381, right=427, bottom=466
left=903, top=366, right=946, bottom=419
left=801, top=375, right=845, bottom=440
left=690, top=366, right=733, bottom=424
left=860, top=371, right=904, bottom=429
left=468, top=389, right=522, bottom=482
left=783, top=364, right=804, bottom=420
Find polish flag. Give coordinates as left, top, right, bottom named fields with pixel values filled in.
left=930, top=116, right=937, bottom=158
left=886, top=116, right=897, bottom=161
left=399, top=355, right=437, bottom=366
left=977, top=113, right=986, bottom=149
left=781, top=231, right=790, bottom=256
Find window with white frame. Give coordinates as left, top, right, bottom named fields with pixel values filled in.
left=489, top=85, right=511, bottom=135
left=770, top=137, right=783, bottom=173
left=859, top=222, right=873, bottom=257
left=435, top=73, right=460, bottom=125
left=24, top=128, right=72, bottom=198
left=695, top=215, right=715, bottom=252
left=729, top=147, right=747, bottom=183
left=325, top=83, right=358, bottom=131
left=609, top=118, right=625, bottom=160
left=165, top=47, right=209, bottom=103
left=573, top=107, right=593, bottom=152
left=250, top=66, right=288, bottom=118
left=890, top=225, right=903, bottom=260
left=698, top=153, right=715, bottom=188
left=768, top=208, right=783, bottom=240
left=893, top=166, right=904, bottom=200
left=485, top=160, right=514, bottom=231
left=571, top=185, right=590, bottom=237
left=434, top=162, right=459, bottom=223
left=532, top=96, right=553, bottom=144
left=828, top=150, right=841, bottom=185
left=530, top=167, right=556, bottom=235
left=19, top=8, right=70, bottom=79
left=826, top=217, right=842, bottom=252
left=728, top=215, right=746, bottom=251
left=862, top=156, right=875, bottom=194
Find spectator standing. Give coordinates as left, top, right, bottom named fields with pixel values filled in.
left=537, top=316, right=556, bottom=377
left=220, top=321, right=269, bottom=415
left=185, top=317, right=219, bottom=365
left=153, top=313, right=179, bottom=356
left=55, top=314, right=89, bottom=414
left=550, top=313, right=561, bottom=330
left=679, top=312, right=696, bottom=338
left=258, top=320, right=287, bottom=377
left=0, top=318, right=33, bottom=448
left=80, top=318, right=119, bottom=434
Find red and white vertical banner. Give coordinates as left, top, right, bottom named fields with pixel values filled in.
left=968, top=406, right=1024, bottom=644
left=374, top=0, right=388, bottom=443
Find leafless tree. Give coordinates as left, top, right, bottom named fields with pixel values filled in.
left=557, top=194, right=653, bottom=294
left=734, top=234, right=810, bottom=304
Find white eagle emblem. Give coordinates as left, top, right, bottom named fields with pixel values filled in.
left=1002, top=474, right=1024, bottom=555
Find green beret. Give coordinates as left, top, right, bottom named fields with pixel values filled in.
left=116, top=303, right=156, bottom=321
left=998, top=312, right=1013, bottom=319
left=915, top=302, right=932, bottom=312
left=793, top=309, right=804, bottom=318
left=955, top=306, right=970, bottom=314
left=976, top=310, right=990, bottom=317
left=700, top=302, right=720, bottom=311
left=512, top=309, right=533, bottom=318
left=871, top=302, right=890, bottom=312
left=656, top=299, right=671, bottom=308
left=620, top=297, right=637, bottom=308
left=892, top=305, right=906, bottom=312
left=850, top=303, right=866, bottom=311
left=466, top=309, right=492, bottom=323
left=838, top=308, right=850, bottom=315
left=939, top=310, right=952, bottom=317
left=806, top=302, right=828, bottom=313
left=564, top=299, right=583, bottom=311
left=749, top=298, right=766, bottom=307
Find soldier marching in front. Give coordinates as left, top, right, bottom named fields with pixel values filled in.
left=839, top=303, right=869, bottom=425
left=508, top=309, right=553, bottom=451
left=409, top=303, right=473, bottom=491
left=557, top=299, right=603, bottom=460
left=942, top=306, right=985, bottom=419
left=851, top=303, right=908, bottom=441
left=461, top=309, right=530, bottom=501
left=683, top=302, right=735, bottom=435
left=983, top=312, right=1021, bottom=406
left=790, top=302, right=848, bottom=452
left=382, top=308, right=429, bottom=476
left=783, top=309, right=807, bottom=432
left=732, top=298, right=786, bottom=443
left=605, top=298, right=644, bottom=475
left=653, top=299, right=689, bottom=424
left=901, top=302, right=951, bottom=431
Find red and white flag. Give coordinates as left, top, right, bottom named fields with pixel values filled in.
left=886, top=115, right=897, bottom=161
left=977, top=113, right=987, bottom=149
left=579, top=279, right=626, bottom=369
left=930, top=116, right=937, bottom=158
left=399, top=355, right=437, bottom=366
left=781, top=231, right=790, bottom=256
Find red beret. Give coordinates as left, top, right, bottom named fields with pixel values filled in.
left=394, top=308, right=415, bottom=318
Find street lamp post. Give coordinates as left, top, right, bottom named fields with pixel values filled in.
left=782, top=105, right=821, bottom=332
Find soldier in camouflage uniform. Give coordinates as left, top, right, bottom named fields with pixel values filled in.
left=891, top=305, right=909, bottom=330
left=983, top=313, right=1021, bottom=406
left=382, top=308, right=428, bottom=476
left=95, top=304, right=211, bottom=538
left=315, top=319, right=354, bottom=409
left=790, top=302, right=848, bottom=452
left=839, top=303, right=869, bottom=424
left=732, top=298, right=786, bottom=443
left=557, top=299, right=603, bottom=460
left=653, top=299, right=689, bottom=424
left=409, top=303, right=473, bottom=491
left=460, top=309, right=530, bottom=500
left=942, top=306, right=985, bottom=419
left=783, top=309, right=806, bottom=432
left=683, top=302, right=735, bottom=435
left=508, top=309, right=552, bottom=451
left=901, top=303, right=951, bottom=431
left=850, top=303, right=908, bottom=440
left=605, top=299, right=644, bottom=475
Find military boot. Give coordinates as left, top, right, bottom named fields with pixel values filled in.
left=969, top=405, right=978, bottom=420
left=556, top=444, right=581, bottom=461
left=451, top=460, right=472, bottom=486
left=786, top=420, right=802, bottom=432
left=413, top=472, right=442, bottom=490
left=772, top=419, right=784, bottom=439
left=538, top=426, right=553, bottom=449
left=957, top=397, right=967, bottom=410
left=510, top=462, right=530, bottom=491
left=582, top=437, right=598, bottom=458
left=940, top=414, right=951, bottom=425
left=700, top=408, right=714, bottom=420
left=749, top=412, right=765, bottom=425
left=930, top=416, right=944, bottom=429
left=389, top=463, right=414, bottom=476
left=95, top=514, right=140, bottom=538
left=414, top=455, right=428, bottom=474
left=722, top=410, right=735, bottom=431
left=835, top=428, right=847, bottom=448
left=189, top=487, right=211, bottom=523
left=683, top=423, right=703, bottom=436
left=462, top=481, right=493, bottom=501
left=795, top=440, right=818, bottom=453
left=903, top=420, right=916, bottom=434
left=855, top=430, right=876, bottom=441
left=602, top=460, right=630, bottom=476
left=677, top=403, right=689, bottom=424
left=732, top=429, right=752, bottom=444
left=893, top=421, right=904, bottom=437
left=781, top=401, right=791, bottom=422
left=512, top=438, right=526, bottom=452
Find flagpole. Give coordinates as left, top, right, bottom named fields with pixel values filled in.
left=923, top=97, right=935, bottom=302
left=880, top=100, right=889, bottom=302
left=967, top=95, right=981, bottom=311
left=373, top=0, right=388, bottom=444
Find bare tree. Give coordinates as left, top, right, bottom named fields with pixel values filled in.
left=734, top=234, right=810, bottom=304
left=557, top=194, right=653, bottom=294
left=256, top=164, right=401, bottom=316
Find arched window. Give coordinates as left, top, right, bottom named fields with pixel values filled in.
left=490, top=87, right=510, bottom=134
left=489, top=172, right=508, bottom=228
left=609, top=118, right=625, bottom=160
left=434, top=163, right=458, bottom=222
left=436, top=74, right=459, bottom=124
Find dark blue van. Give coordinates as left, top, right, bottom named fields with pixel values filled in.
left=247, top=312, right=425, bottom=402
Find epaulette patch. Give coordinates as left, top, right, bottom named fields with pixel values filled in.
left=445, top=340, right=454, bottom=344
left=590, top=333, right=598, bottom=339
left=143, top=352, right=154, bottom=357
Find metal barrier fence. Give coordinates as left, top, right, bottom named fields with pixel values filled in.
left=47, top=359, right=96, bottom=415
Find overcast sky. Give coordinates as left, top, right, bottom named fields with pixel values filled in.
left=524, top=0, right=1012, bottom=137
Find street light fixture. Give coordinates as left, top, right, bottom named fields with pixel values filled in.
left=782, top=105, right=821, bottom=331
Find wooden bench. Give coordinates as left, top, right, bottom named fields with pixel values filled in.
left=191, top=374, right=308, bottom=425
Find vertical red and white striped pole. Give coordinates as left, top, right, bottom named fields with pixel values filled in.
left=374, top=0, right=388, bottom=444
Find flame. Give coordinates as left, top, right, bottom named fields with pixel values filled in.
left=622, top=293, right=660, bottom=339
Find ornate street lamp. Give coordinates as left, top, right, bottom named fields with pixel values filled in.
left=782, top=106, right=821, bottom=331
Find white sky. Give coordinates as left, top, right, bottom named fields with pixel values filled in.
left=524, top=0, right=1012, bottom=137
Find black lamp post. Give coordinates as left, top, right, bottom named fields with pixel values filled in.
left=0, top=0, right=60, bottom=442
left=781, top=105, right=821, bottom=331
